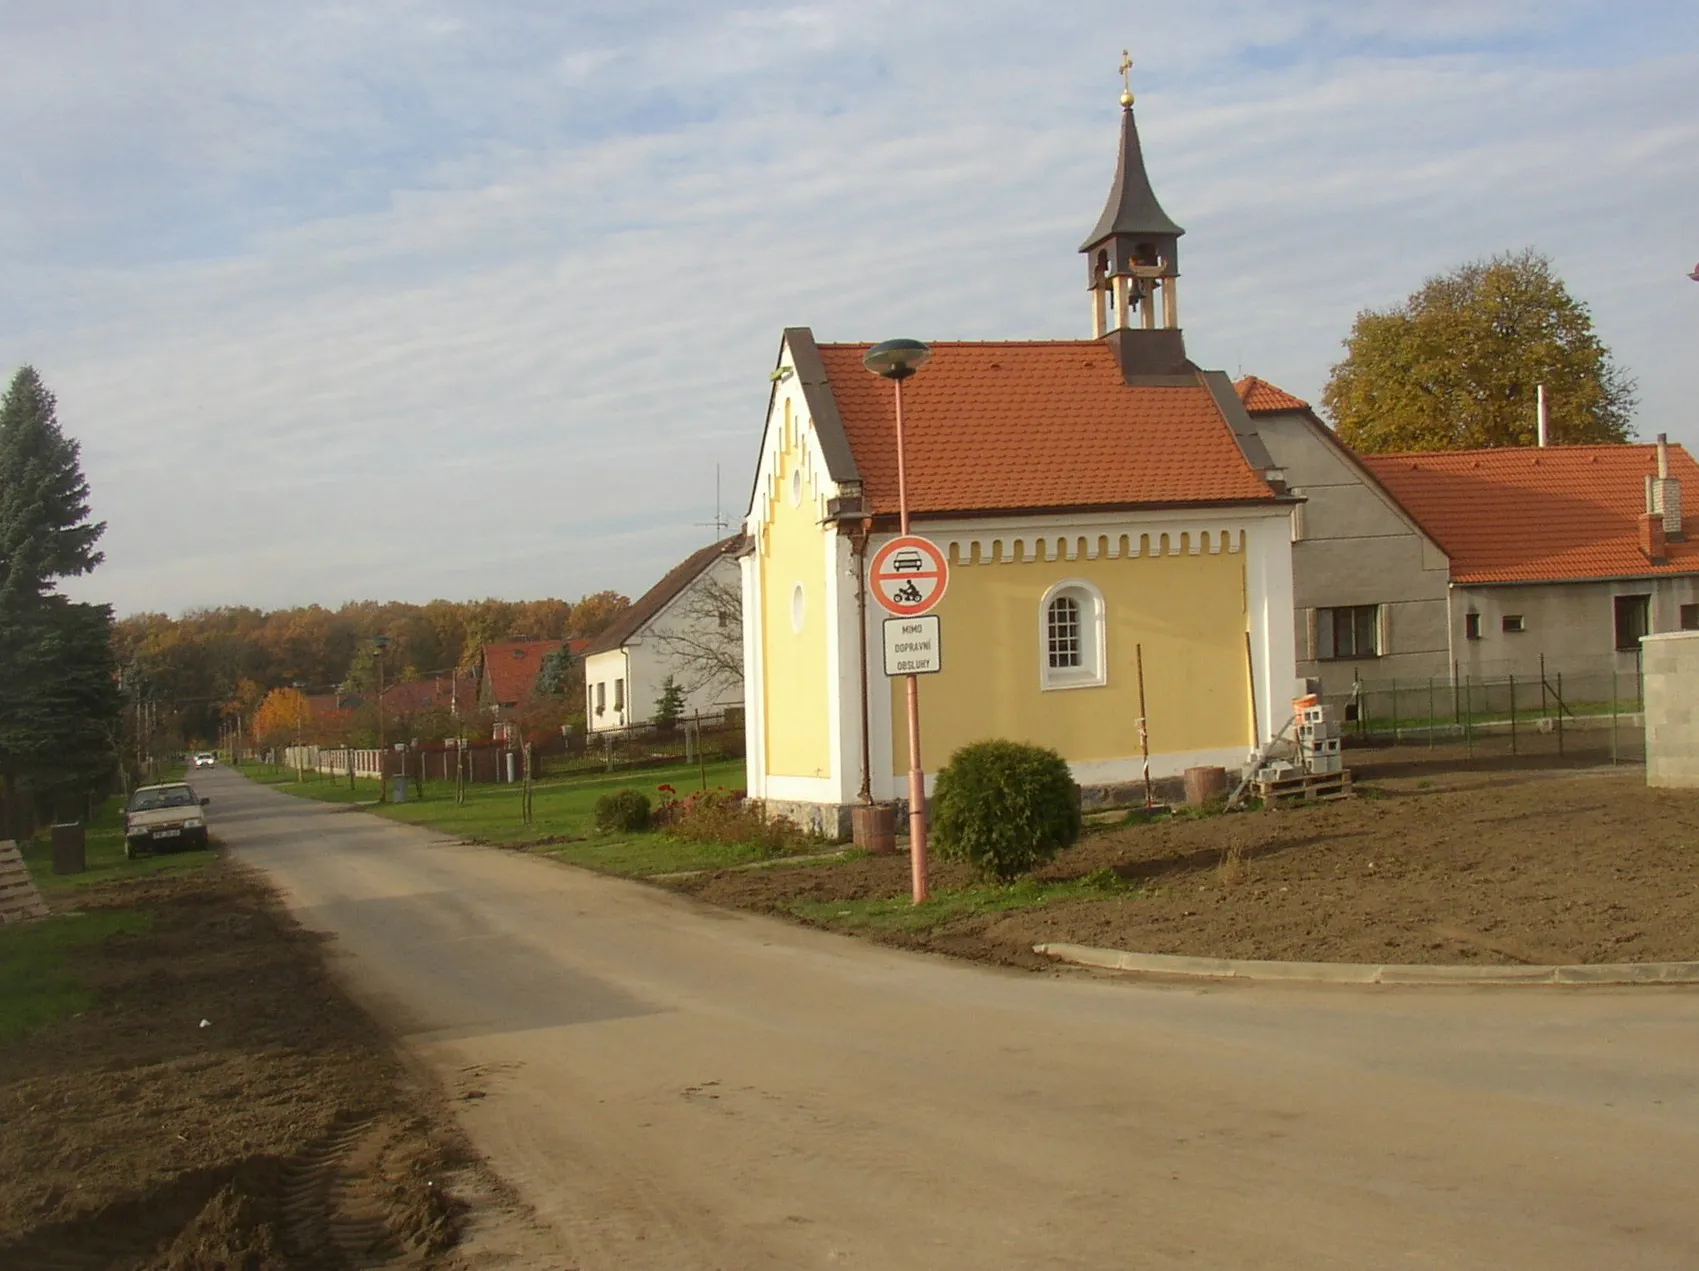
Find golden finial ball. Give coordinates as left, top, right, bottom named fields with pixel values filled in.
left=1120, top=89, right=1134, bottom=106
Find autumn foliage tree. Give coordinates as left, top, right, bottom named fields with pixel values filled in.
left=252, top=687, right=312, bottom=749
left=1323, top=249, right=1636, bottom=453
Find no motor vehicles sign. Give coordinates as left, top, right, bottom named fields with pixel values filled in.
left=870, top=535, right=949, bottom=617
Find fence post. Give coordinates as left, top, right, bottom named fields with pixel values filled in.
left=1611, top=668, right=1619, bottom=766
left=1427, top=678, right=1436, bottom=748
left=1556, top=672, right=1565, bottom=757
left=1509, top=674, right=1517, bottom=756
left=1464, top=676, right=1474, bottom=758
left=1390, top=679, right=1399, bottom=745
left=1539, top=653, right=1548, bottom=721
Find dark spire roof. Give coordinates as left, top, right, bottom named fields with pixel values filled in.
left=1079, top=103, right=1184, bottom=251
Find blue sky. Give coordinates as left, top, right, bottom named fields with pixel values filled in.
left=5, top=1, right=1697, bottom=616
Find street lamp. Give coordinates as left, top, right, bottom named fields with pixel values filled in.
left=373, top=636, right=392, bottom=801
left=291, top=681, right=307, bottom=783
left=863, top=337, right=933, bottom=903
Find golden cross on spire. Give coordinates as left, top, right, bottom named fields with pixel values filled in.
left=1119, top=49, right=1134, bottom=106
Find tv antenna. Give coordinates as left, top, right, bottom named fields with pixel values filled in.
left=694, top=463, right=731, bottom=541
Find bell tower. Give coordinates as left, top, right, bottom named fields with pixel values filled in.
left=1080, top=53, right=1187, bottom=371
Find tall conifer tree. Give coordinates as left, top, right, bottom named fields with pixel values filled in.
left=0, top=366, right=117, bottom=817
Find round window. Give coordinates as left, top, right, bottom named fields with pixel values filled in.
left=790, top=582, right=806, bottom=633
left=789, top=468, right=803, bottom=506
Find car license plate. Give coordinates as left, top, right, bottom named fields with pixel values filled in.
left=154, top=829, right=182, bottom=839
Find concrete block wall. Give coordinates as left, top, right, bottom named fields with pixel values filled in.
left=1643, top=632, right=1699, bottom=788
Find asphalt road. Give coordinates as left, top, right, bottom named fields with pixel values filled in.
left=204, top=765, right=1699, bottom=1270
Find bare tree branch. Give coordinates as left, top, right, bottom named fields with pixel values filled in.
left=648, top=575, right=743, bottom=700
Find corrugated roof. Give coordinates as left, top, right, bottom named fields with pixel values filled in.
left=584, top=535, right=744, bottom=657
left=814, top=341, right=1278, bottom=516
left=1234, top=376, right=1310, bottom=415
left=1360, top=444, right=1699, bottom=584
left=480, top=638, right=565, bottom=706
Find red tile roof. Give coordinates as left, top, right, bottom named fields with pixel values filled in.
left=480, top=639, right=565, bottom=706
left=381, top=673, right=476, bottom=717
left=1360, top=444, right=1699, bottom=584
left=1234, top=376, right=1309, bottom=414
left=815, top=341, right=1278, bottom=516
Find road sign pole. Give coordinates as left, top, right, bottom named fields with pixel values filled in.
left=894, top=373, right=929, bottom=903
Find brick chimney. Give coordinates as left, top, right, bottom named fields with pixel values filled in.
left=1640, top=512, right=1667, bottom=565
left=1650, top=433, right=1684, bottom=540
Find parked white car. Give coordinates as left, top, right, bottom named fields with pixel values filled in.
left=124, top=783, right=212, bottom=857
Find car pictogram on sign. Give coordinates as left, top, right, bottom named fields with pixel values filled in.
left=890, top=549, right=927, bottom=572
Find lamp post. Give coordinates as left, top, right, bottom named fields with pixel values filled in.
left=291, top=681, right=307, bottom=783
left=373, top=636, right=391, bottom=801
left=862, top=337, right=934, bottom=904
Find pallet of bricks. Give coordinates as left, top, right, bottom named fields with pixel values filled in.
left=1253, top=690, right=1353, bottom=804
left=0, top=839, right=50, bottom=923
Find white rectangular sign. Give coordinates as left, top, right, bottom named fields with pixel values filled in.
left=883, top=615, right=942, bottom=676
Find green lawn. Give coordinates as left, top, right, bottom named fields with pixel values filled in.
left=0, top=909, right=150, bottom=1043
left=238, top=758, right=797, bottom=876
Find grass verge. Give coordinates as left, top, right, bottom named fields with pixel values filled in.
left=0, top=910, right=151, bottom=1043
left=790, top=869, right=1141, bottom=935
left=237, top=759, right=813, bottom=876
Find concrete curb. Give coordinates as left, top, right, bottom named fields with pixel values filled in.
left=1032, top=941, right=1699, bottom=986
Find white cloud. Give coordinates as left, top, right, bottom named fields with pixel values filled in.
left=4, top=2, right=1695, bottom=614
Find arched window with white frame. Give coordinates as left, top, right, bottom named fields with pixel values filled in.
left=1039, top=580, right=1106, bottom=690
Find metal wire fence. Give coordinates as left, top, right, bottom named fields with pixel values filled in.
left=1323, top=654, right=1646, bottom=768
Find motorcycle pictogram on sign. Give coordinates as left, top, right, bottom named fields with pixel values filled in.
left=869, top=536, right=949, bottom=617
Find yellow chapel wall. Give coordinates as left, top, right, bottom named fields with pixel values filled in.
left=890, top=541, right=1252, bottom=773
left=759, top=410, right=833, bottom=779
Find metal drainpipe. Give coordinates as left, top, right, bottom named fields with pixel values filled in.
left=854, top=519, right=873, bottom=803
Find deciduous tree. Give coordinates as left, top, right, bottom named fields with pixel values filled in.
left=569, top=590, right=630, bottom=638
left=1323, top=249, right=1636, bottom=452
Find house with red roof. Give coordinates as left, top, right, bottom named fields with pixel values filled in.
left=477, top=638, right=585, bottom=715
left=1362, top=438, right=1697, bottom=680
left=1234, top=378, right=1453, bottom=697
left=740, top=86, right=1298, bottom=836
left=379, top=672, right=478, bottom=729
left=582, top=535, right=744, bottom=732
left=1237, top=373, right=1698, bottom=689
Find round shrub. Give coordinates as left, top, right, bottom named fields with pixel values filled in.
left=931, top=740, right=1082, bottom=882
left=594, top=788, right=651, bottom=833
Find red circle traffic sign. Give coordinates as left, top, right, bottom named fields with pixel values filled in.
left=870, top=535, right=949, bottom=617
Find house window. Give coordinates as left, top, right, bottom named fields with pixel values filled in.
left=1614, top=594, right=1651, bottom=650
left=1681, top=603, right=1699, bottom=631
left=614, top=678, right=625, bottom=712
left=1502, top=614, right=1525, bottom=633
left=1047, top=596, right=1081, bottom=668
left=1465, top=613, right=1482, bottom=641
left=1317, top=605, right=1379, bottom=660
left=594, top=682, right=606, bottom=715
left=1039, top=581, right=1106, bottom=690
left=717, top=609, right=731, bottom=629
